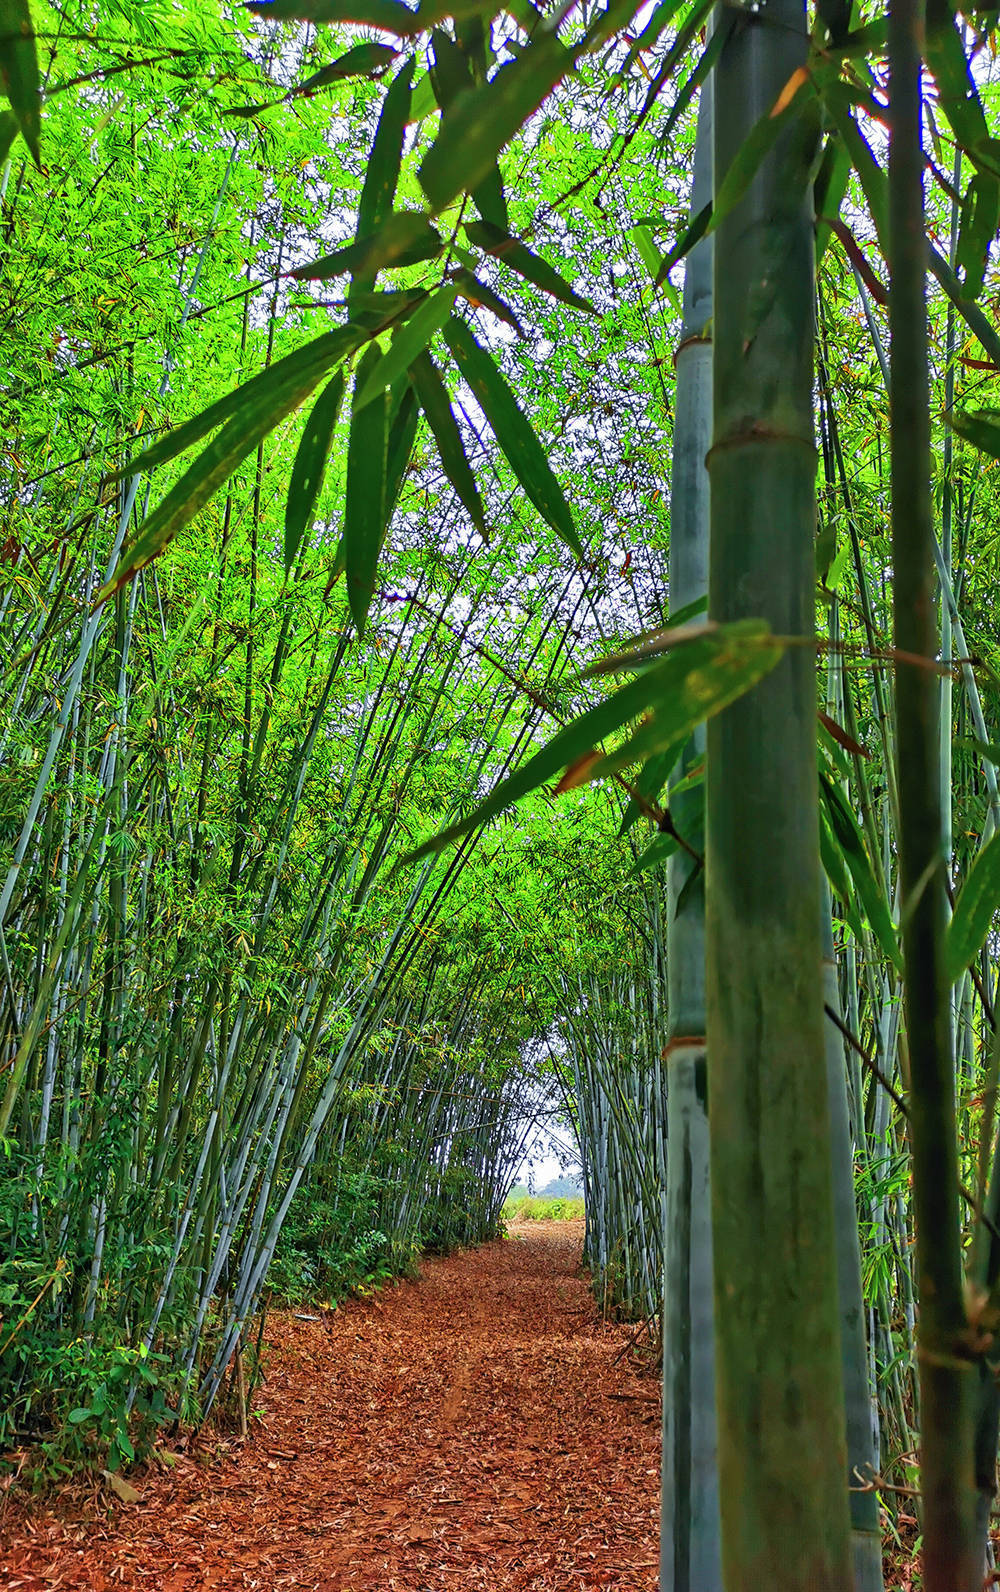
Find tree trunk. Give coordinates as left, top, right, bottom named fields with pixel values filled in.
left=888, top=2, right=978, bottom=1585
left=705, top=2, right=851, bottom=1585
left=660, top=74, right=723, bottom=1592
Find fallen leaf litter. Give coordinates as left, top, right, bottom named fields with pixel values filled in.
left=0, top=1221, right=660, bottom=1590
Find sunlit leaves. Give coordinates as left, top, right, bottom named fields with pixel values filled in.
left=113, top=328, right=365, bottom=480
left=98, top=361, right=338, bottom=604
left=99, top=330, right=366, bottom=602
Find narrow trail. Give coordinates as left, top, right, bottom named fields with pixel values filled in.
left=2, top=1222, right=661, bottom=1591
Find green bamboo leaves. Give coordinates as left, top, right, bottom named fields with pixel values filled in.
left=285, top=373, right=346, bottom=572
left=409, top=350, right=486, bottom=535
left=227, top=42, right=400, bottom=116
left=357, top=61, right=413, bottom=249
left=945, top=407, right=1000, bottom=458
left=946, top=833, right=1000, bottom=984
left=100, top=365, right=336, bottom=604
left=355, top=285, right=459, bottom=409
left=98, top=328, right=365, bottom=605
left=465, top=220, right=594, bottom=313
left=246, top=0, right=424, bottom=33
left=820, top=774, right=902, bottom=971
left=343, top=347, right=391, bottom=633
left=294, top=215, right=443, bottom=283
left=0, top=0, right=39, bottom=163
left=419, top=30, right=574, bottom=214
left=407, top=621, right=783, bottom=861
left=442, top=316, right=580, bottom=555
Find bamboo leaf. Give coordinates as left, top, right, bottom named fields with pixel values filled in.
left=298, top=42, right=399, bottom=90
left=115, top=327, right=364, bottom=479
left=246, top=0, right=424, bottom=34
left=294, top=213, right=441, bottom=282
left=407, top=71, right=438, bottom=123
left=956, top=737, right=1000, bottom=768
left=821, top=85, right=1000, bottom=363
left=426, top=26, right=507, bottom=226
left=0, top=105, right=17, bottom=163
left=634, top=0, right=713, bottom=121
left=654, top=8, right=729, bottom=144
left=944, top=407, right=1000, bottom=458
left=98, top=361, right=334, bottom=605
left=451, top=268, right=524, bottom=335
left=409, top=349, right=486, bottom=534
left=355, top=285, right=457, bottom=409
left=284, top=372, right=346, bottom=572
left=344, top=346, right=389, bottom=633
left=821, top=84, right=889, bottom=244
left=819, top=805, right=854, bottom=907
left=567, top=624, right=780, bottom=786
left=956, top=173, right=1000, bottom=299
left=629, top=832, right=679, bottom=875
left=0, top=0, right=40, bottom=163
left=419, top=32, right=574, bottom=215
left=924, top=0, right=998, bottom=176
left=226, top=43, right=399, bottom=117
left=928, top=244, right=1000, bottom=369
left=657, top=202, right=711, bottom=284
left=946, top=832, right=1000, bottom=983
left=404, top=623, right=783, bottom=862
left=622, top=0, right=691, bottom=69
left=465, top=220, right=595, bottom=313
left=429, top=25, right=473, bottom=110
left=473, top=163, right=508, bottom=231
left=384, top=384, right=420, bottom=523
left=442, top=315, right=580, bottom=555
left=819, top=775, right=902, bottom=970
left=814, top=136, right=852, bottom=264
left=356, top=61, right=413, bottom=247
left=820, top=808, right=869, bottom=951
left=631, top=223, right=663, bottom=284
left=815, top=0, right=851, bottom=44
left=618, top=747, right=677, bottom=835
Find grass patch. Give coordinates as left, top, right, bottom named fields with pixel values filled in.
left=503, top=1194, right=585, bottom=1222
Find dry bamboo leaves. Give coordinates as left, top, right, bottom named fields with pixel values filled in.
left=1, top=1225, right=659, bottom=1591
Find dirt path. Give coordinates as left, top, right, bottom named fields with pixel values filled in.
left=1, top=1222, right=660, bottom=1591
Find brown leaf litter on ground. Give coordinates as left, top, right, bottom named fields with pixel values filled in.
left=0, top=1221, right=660, bottom=1591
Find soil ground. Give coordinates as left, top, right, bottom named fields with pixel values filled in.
left=0, top=1221, right=661, bottom=1591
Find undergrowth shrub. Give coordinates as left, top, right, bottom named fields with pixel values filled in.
left=0, top=1146, right=196, bottom=1484
left=268, top=1166, right=415, bottom=1306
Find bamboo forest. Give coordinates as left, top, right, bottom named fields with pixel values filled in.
left=10, top=0, right=1000, bottom=1587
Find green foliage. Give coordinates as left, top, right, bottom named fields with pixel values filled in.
left=0, top=1149, right=194, bottom=1479
left=503, top=1193, right=585, bottom=1221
